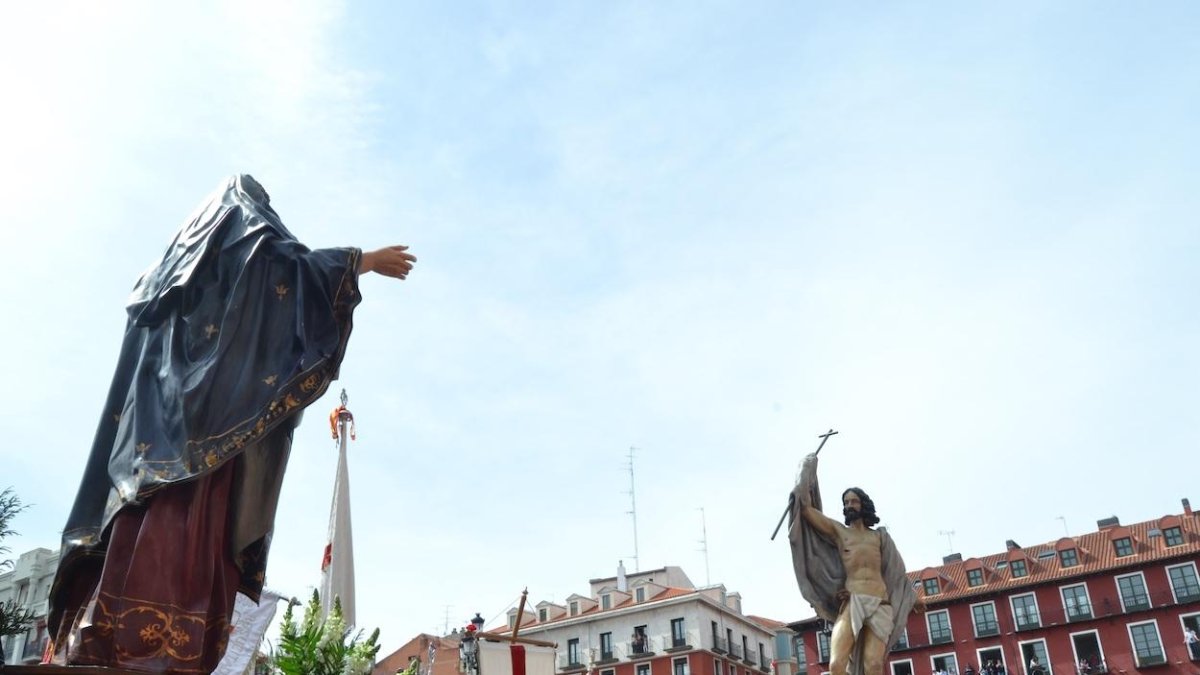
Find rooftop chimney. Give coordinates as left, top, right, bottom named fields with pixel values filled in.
left=1005, top=539, right=1020, bottom=550
left=1184, top=498, right=1193, bottom=516
left=942, top=553, right=963, bottom=564
left=1097, top=516, right=1120, bottom=530
left=617, top=560, right=628, bottom=592
left=727, top=592, right=743, bottom=614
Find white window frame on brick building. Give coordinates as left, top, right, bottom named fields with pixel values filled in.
left=966, top=568, right=984, bottom=587
left=1066, top=628, right=1107, bottom=672
left=1125, top=619, right=1166, bottom=668
left=1010, top=558, right=1028, bottom=578
left=1179, top=611, right=1200, bottom=661
left=970, top=601, right=999, bottom=638
left=926, top=609, right=953, bottom=645
left=929, top=651, right=958, bottom=675
left=923, top=578, right=940, bottom=596
left=1114, top=571, right=1150, bottom=613
left=888, top=658, right=913, bottom=675
left=1167, top=561, right=1200, bottom=604
left=973, top=645, right=1006, bottom=672
left=1010, top=592, right=1041, bottom=630
left=1017, top=638, right=1052, bottom=675
left=1112, top=536, right=1134, bottom=557
left=1059, top=582, right=1093, bottom=622
left=815, top=632, right=830, bottom=664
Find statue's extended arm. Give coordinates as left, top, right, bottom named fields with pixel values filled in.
left=360, top=245, right=417, bottom=280
left=798, top=454, right=841, bottom=541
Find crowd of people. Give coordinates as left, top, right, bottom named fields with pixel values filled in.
left=873, top=630, right=1200, bottom=675
left=956, top=655, right=1116, bottom=675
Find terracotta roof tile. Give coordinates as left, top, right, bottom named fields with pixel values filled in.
left=745, top=615, right=787, bottom=630
left=494, top=586, right=702, bottom=632
left=909, top=510, right=1200, bottom=605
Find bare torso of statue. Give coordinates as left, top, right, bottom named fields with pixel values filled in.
left=839, top=524, right=886, bottom=598
left=800, top=481, right=923, bottom=675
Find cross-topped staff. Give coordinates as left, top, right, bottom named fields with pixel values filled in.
left=770, top=429, right=837, bottom=540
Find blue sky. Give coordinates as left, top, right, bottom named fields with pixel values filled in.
left=2, top=0, right=1198, bottom=655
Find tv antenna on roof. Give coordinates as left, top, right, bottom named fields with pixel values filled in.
left=625, top=446, right=640, bottom=573
left=938, top=529, right=956, bottom=554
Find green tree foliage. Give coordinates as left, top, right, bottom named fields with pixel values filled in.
left=0, top=487, right=36, bottom=638
left=272, top=590, right=380, bottom=675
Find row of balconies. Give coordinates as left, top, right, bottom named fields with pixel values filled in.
left=895, top=587, right=1198, bottom=651
left=711, top=637, right=761, bottom=666
left=557, top=633, right=770, bottom=673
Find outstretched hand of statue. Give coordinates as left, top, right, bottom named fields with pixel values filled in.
left=912, top=596, right=927, bottom=614
left=361, top=245, right=417, bottom=280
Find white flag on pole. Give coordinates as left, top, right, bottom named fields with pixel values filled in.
left=320, top=402, right=356, bottom=625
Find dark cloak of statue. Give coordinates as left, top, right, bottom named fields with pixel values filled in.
left=47, top=175, right=362, bottom=672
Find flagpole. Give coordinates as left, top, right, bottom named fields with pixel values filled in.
left=321, top=389, right=357, bottom=625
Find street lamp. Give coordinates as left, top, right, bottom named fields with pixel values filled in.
left=460, top=613, right=486, bottom=675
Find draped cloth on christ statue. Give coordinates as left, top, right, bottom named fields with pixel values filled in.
left=46, top=175, right=363, bottom=673
left=787, top=454, right=917, bottom=674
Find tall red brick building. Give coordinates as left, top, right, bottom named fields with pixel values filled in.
left=791, top=499, right=1200, bottom=675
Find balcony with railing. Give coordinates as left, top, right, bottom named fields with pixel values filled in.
left=628, top=635, right=659, bottom=659
left=1177, top=585, right=1200, bottom=604
left=557, top=653, right=584, bottom=672
left=973, top=621, right=999, bottom=638
left=1118, top=592, right=1151, bottom=613
left=744, top=648, right=758, bottom=665
left=1133, top=652, right=1166, bottom=668
left=928, top=628, right=953, bottom=646
left=730, top=642, right=744, bottom=660
left=712, top=636, right=728, bottom=654
left=1065, top=604, right=1093, bottom=622
left=1014, top=589, right=1194, bottom=632
left=1012, top=609, right=1042, bottom=632
left=666, top=632, right=693, bottom=652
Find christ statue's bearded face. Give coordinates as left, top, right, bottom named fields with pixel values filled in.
left=840, top=487, right=880, bottom=526
left=842, top=490, right=864, bottom=525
